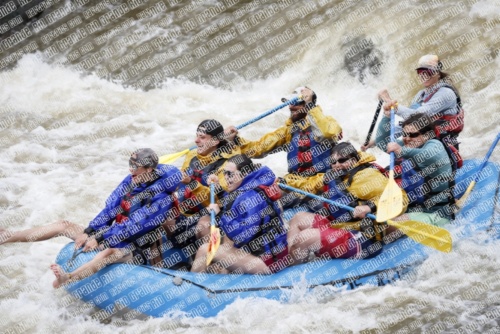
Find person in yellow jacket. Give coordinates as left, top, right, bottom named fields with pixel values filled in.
left=164, top=119, right=241, bottom=252
left=227, top=87, right=343, bottom=177
left=284, top=142, right=409, bottom=263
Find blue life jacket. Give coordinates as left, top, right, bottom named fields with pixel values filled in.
left=219, top=167, right=287, bottom=259
left=115, top=181, right=155, bottom=223
left=393, top=149, right=458, bottom=218
left=86, top=164, right=182, bottom=248
left=393, top=158, right=428, bottom=205
left=321, top=165, right=370, bottom=222
left=287, top=122, right=332, bottom=175
left=318, top=164, right=384, bottom=242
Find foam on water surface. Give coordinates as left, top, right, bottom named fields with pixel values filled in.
left=0, top=0, right=499, bottom=332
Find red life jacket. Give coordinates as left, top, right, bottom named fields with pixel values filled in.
left=115, top=189, right=154, bottom=223
left=421, top=83, right=464, bottom=137
left=258, top=183, right=282, bottom=201
left=115, top=193, right=133, bottom=223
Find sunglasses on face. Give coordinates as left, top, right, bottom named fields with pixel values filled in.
left=331, top=157, right=350, bottom=165
left=402, top=131, right=422, bottom=138
left=416, top=69, right=435, bottom=77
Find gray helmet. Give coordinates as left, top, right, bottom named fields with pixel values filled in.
left=129, top=148, right=158, bottom=169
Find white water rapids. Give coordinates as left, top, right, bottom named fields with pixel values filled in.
left=0, top=0, right=499, bottom=333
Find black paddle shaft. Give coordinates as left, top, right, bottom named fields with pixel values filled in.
left=364, top=100, right=383, bottom=146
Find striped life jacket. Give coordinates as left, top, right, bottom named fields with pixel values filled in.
left=413, top=83, right=464, bottom=137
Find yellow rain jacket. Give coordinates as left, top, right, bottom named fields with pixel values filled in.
left=284, top=151, right=408, bottom=239
left=177, top=144, right=241, bottom=215
left=237, top=105, right=342, bottom=174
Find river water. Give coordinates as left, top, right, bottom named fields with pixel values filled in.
left=0, top=0, right=499, bottom=333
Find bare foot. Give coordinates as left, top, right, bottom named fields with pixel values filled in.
left=0, top=228, right=12, bottom=245
left=50, top=264, right=70, bottom=288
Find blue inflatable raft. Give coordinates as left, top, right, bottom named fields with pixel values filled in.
left=55, top=160, right=500, bottom=319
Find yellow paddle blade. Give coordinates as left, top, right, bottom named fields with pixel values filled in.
left=455, top=180, right=476, bottom=209
left=206, top=225, right=221, bottom=266
left=159, top=149, right=190, bottom=164
left=387, top=219, right=452, bottom=253
left=377, top=171, right=404, bottom=222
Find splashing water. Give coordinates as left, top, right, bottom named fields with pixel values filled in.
left=0, top=0, right=499, bottom=332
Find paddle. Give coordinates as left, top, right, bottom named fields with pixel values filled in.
left=363, top=100, right=383, bottom=147
left=159, top=147, right=195, bottom=164
left=206, top=183, right=221, bottom=265
left=376, top=106, right=404, bottom=222
left=278, top=183, right=452, bottom=253
left=159, top=96, right=302, bottom=164
left=456, top=132, right=500, bottom=208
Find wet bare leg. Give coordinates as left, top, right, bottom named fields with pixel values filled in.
left=195, top=215, right=211, bottom=240
left=0, top=220, right=84, bottom=245
left=289, top=229, right=321, bottom=264
left=208, top=264, right=229, bottom=274
left=191, top=237, right=234, bottom=273
left=381, top=213, right=410, bottom=244
left=147, top=239, right=163, bottom=267
left=50, top=248, right=132, bottom=288
left=287, top=212, right=316, bottom=248
left=0, top=227, right=8, bottom=244
left=191, top=243, right=217, bottom=273
left=191, top=239, right=271, bottom=274
left=161, top=219, right=177, bottom=238
left=219, top=244, right=271, bottom=274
